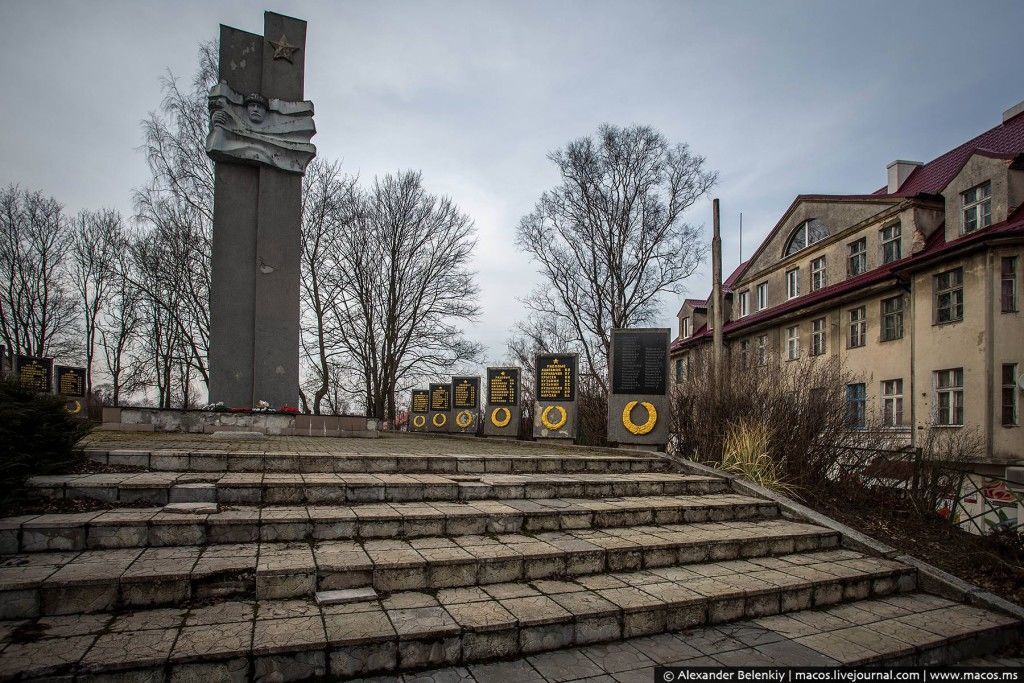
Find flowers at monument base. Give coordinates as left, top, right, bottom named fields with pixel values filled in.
left=279, top=405, right=299, bottom=414
left=622, top=400, right=657, bottom=435
left=540, top=404, right=568, bottom=431
left=432, top=413, right=448, bottom=427
left=455, top=410, right=475, bottom=429
left=412, top=415, right=427, bottom=429
left=490, top=407, right=512, bottom=428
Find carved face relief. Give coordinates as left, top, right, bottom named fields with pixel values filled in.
left=247, top=102, right=266, bottom=124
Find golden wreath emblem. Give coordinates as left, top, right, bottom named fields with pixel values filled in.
left=411, top=414, right=426, bottom=429
left=540, top=405, right=568, bottom=431
left=65, top=400, right=82, bottom=415
left=431, top=413, right=447, bottom=428
left=490, top=407, right=512, bottom=428
left=622, top=400, right=657, bottom=435
left=455, top=410, right=475, bottom=429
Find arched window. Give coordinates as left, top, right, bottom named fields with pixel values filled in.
left=784, top=218, right=829, bottom=256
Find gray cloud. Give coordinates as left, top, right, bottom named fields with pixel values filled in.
left=2, top=0, right=1021, bottom=363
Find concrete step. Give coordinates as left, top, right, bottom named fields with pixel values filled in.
left=0, top=558, right=966, bottom=681
left=81, top=447, right=672, bottom=474
left=0, top=521, right=845, bottom=618
left=27, top=471, right=727, bottom=506
left=1, top=493, right=777, bottom=552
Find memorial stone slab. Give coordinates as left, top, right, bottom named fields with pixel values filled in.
left=607, top=328, right=670, bottom=448
left=207, top=11, right=316, bottom=409
left=451, top=376, right=481, bottom=434
left=484, top=367, right=521, bottom=438
left=409, top=389, right=429, bottom=433
left=16, top=355, right=53, bottom=393
left=533, top=353, right=578, bottom=441
left=56, top=366, right=88, bottom=418
left=428, top=383, right=452, bottom=433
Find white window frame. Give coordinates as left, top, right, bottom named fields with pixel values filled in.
left=756, top=282, right=768, bottom=311
left=880, top=295, right=904, bottom=341
left=786, top=268, right=800, bottom=300
left=962, top=181, right=991, bottom=233
left=738, top=290, right=750, bottom=317
left=935, top=368, right=964, bottom=426
left=848, top=306, right=866, bottom=348
left=756, top=334, right=768, bottom=367
left=881, top=378, right=903, bottom=427
left=810, top=317, right=826, bottom=356
left=934, top=268, right=964, bottom=324
left=682, top=316, right=691, bottom=338
left=881, top=223, right=901, bottom=264
left=786, top=325, right=800, bottom=361
left=810, top=256, right=827, bottom=291
left=848, top=238, right=867, bottom=277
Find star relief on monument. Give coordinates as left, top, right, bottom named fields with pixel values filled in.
left=268, top=34, right=299, bottom=62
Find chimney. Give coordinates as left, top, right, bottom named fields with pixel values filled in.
left=887, top=160, right=923, bottom=193
left=1003, top=99, right=1024, bottom=124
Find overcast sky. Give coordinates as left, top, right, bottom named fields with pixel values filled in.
left=2, top=0, right=1022, bottom=366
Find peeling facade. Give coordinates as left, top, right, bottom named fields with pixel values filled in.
left=672, top=101, right=1024, bottom=470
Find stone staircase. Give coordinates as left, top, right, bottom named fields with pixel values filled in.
left=0, top=435, right=1019, bottom=681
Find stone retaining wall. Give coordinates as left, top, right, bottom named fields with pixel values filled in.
left=99, top=407, right=377, bottom=436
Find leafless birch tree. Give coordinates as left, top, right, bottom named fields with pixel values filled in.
left=70, top=208, right=123, bottom=395
left=299, top=159, right=358, bottom=414
left=515, top=124, right=716, bottom=391
left=331, top=171, right=482, bottom=419
left=0, top=185, right=78, bottom=360
left=133, top=41, right=216, bottom=391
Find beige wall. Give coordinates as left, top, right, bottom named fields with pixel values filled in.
left=672, top=150, right=1023, bottom=465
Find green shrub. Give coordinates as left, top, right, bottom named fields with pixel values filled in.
left=0, top=379, right=92, bottom=504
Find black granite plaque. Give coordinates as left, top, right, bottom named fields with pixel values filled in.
left=452, top=377, right=480, bottom=409
left=487, top=368, right=519, bottom=406
left=535, top=354, right=576, bottom=401
left=56, top=366, right=86, bottom=397
left=16, top=356, right=53, bottom=393
left=612, top=329, right=669, bottom=395
left=411, top=390, right=429, bottom=413
left=429, top=383, right=451, bottom=411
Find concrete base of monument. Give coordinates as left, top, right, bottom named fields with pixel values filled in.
left=99, top=407, right=378, bottom=437
left=536, top=437, right=575, bottom=445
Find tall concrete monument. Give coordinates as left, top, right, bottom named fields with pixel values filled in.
left=207, top=12, right=316, bottom=408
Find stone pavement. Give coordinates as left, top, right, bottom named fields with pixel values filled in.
left=0, top=433, right=1019, bottom=681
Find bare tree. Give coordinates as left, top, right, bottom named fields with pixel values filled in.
left=300, top=159, right=358, bottom=414
left=0, top=185, right=78, bottom=359
left=97, top=234, right=147, bottom=405
left=331, top=171, right=482, bottom=419
left=133, top=41, right=216, bottom=392
left=515, top=124, right=716, bottom=391
left=70, top=208, right=124, bottom=395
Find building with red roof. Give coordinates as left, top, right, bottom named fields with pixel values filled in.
left=671, top=100, right=1024, bottom=469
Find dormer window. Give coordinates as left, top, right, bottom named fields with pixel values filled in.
left=784, top=218, right=829, bottom=256
left=962, top=181, right=991, bottom=233
left=738, top=290, right=750, bottom=317
left=681, top=316, right=691, bottom=338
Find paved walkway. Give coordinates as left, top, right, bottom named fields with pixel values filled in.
left=0, top=433, right=1018, bottom=680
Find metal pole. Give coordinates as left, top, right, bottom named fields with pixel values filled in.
left=712, top=199, right=724, bottom=391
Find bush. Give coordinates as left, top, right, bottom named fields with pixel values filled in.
left=670, top=351, right=902, bottom=491
left=0, top=379, right=93, bottom=504
left=719, top=419, right=790, bottom=493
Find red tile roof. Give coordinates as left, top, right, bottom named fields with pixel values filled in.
left=875, top=109, right=1024, bottom=196
left=672, top=212, right=1024, bottom=352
